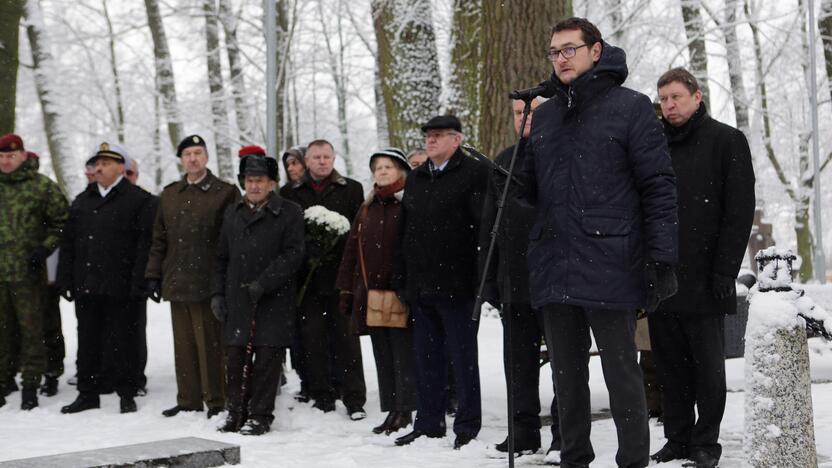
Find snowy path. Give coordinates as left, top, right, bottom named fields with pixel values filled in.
left=1, top=297, right=831, bottom=467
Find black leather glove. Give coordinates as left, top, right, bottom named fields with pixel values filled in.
left=210, top=295, right=228, bottom=322
left=145, top=279, right=162, bottom=303
left=248, top=281, right=265, bottom=305
left=712, top=273, right=736, bottom=300
left=27, top=247, right=51, bottom=279
left=60, top=287, right=74, bottom=302
left=644, top=262, right=678, bottom=313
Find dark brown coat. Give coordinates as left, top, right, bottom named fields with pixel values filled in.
left=145, top=170, right=241, bottom=302
left=336, top=188, right=404, bottom=336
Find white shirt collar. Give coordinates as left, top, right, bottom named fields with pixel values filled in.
left=98, top=175, right=124, bottom=197
left=429, top=159, right=450, bottom=172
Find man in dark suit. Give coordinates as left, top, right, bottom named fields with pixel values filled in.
left=58, top=142, right=157, bottom=414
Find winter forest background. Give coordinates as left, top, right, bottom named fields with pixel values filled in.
left=2, top=0, right=832, bottom=282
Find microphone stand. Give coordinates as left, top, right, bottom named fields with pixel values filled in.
left=472, top=97, right=533, bottom=468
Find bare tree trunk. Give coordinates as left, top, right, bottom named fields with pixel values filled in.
left=153, top=82, right=163, bottom=192
left=681, top=0, right=711, bottom=109
left=819, top=0, right=832, bottom=104
left=24, top=0, right=82, bottom=196
left=271, top=0, right=290, bottom=151
left=317, top=0, right=351, bottom=171
left=446, top=0, right=481, bottom=149
left=219, top=0, right=250, bottom=144
left=102, top=0, right=125, bottom=143
left=144, top=0, right=183, bottom=152
left=0, top=0, right=25, bottom=134
left=372, top=0, right=442, bottom=151
left=204, top=0, right=233, bottom=181
left=479, top=0, right=571, bottom=158
left=723, top=0, right=749, bottom=135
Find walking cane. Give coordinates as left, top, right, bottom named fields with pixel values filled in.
left=472, top=97, right=535, bottom=468
left=239, top=287, right=259, bottom=430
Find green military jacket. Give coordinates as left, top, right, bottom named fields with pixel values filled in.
left=145, top=169, right=241, bottom=302
left=0, top=158, right=68, bottom=282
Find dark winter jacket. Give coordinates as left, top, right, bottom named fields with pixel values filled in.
left=282, top=170, right=364, bottom=298
left=395, top=148, right=489, bottom=302
left=656, top=104, right=755, bottom=316
left=336, top=183, right=406, bottom=335
left=479, top=142, right=536, bottom=305
left=58, top=178, right=157, bottom=298
left=145, top=170, right=241, bottom=302
left=212, top=194, right=305, bottom=347
left=521, top=42, right=678, bottom=311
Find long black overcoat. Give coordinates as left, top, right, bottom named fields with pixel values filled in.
left=212, top=195, right=305, bottom=347
left=656, top=104, right=755, bottom=316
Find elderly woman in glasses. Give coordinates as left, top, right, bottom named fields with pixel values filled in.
left=336, top=148, right=416, bottom=436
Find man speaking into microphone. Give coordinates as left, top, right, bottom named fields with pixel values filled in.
left=514, top=18, right=679, bottom=468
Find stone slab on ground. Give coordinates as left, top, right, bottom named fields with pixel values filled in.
left=0, top=437, right=240, bottom=468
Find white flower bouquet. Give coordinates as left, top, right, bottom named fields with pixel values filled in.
left=296, top=205, right=352, bottom=305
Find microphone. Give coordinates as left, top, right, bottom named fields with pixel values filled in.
left=508, top=79, right=556, bottom=100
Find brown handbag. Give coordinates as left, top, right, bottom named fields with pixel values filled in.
left=357, top=206, right=409, bottom=328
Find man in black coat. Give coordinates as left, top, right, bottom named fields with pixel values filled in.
left=480, top=98, right=561, bottom=461
left=281, top=139, right=367, bottom=418
left=57, top=142, right=157, bottom=414
left=650, top=68, right=755, bottom=468
left=393, top=115, right=489, bottom=450
left=518, top=18, right=678, bottom=468
left=212, top=155, right=305, bottom=435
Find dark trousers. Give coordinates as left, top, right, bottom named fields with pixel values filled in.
left=299, top=293, right=366, bottom=409
left=502, top=303, right=560, bottom=447
left=648, top=313, right=726, bottom=459
left=412, top=296, right=481, bottom=437
left=225, top=345, right=282, bottom=425
left=640, top=351, right=662, bottom=414
left=43, top=285, right=65, bottom=377
left=542, top=304, right=649, bottom=468
left=171, top=301, right=226, bottom=410
left=75, top=295, right=138, bottom=398
left=369, top=326, right=416, bottom=412
left=127, top=299, right=147, bottom=389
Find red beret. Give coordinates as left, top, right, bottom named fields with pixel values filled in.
left=26, top=151, right=39, bottom=160
left=0, top=134, right=24, bottom=152
left=238, top=145, right=267, bottom=158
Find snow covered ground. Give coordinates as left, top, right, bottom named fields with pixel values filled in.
left=1, top=292, right=831, bottom=467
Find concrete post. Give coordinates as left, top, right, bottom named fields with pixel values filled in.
left=744, top=248, right=817, bottom=467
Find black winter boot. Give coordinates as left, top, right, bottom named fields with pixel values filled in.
left=40, top=375, right=59, bottom=396
left=61, top=393, right=100, bottom=414
left=218, top=412, right=244, bottom=433
left=120, top=396, right=137, bottom=413
left=2, top=377, right=18, bottom=397
left=21, top=388, right=38, bottom=410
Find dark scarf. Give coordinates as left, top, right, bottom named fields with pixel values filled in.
left=374, top=177, right=405, bottom=201
left=664, top=102, right=708, bottom=143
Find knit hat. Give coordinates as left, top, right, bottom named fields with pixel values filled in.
left=369, top=147, right=410, bottom=172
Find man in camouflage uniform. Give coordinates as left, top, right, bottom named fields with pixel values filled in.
left=0, top=134, right=68, bottom=410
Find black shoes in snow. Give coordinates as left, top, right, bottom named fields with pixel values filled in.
left=394, top=429, right=444, bottom=446
left=494, top=433, right=541, bottom=455
left=40, top=375, right=59, bottom=397
left=682, top=448, right=720, bottom=468
left=206, top=407, right=224, bottom=419
left=453, top=433, right=475, bottom=450
left=20, top=388, right=38, bottom=410
left=218, top=413, right=244, bottom=433
left=372, top=411, right=412, bottom=435
left=348, top=406, right=367, bottom=421
left=162, top=405, right=202, bottom=417
left=312, top=398, right=336, bottom=413
left=651, top=443, right=689, bottom=463
left=119, top=396, right=137, bottom=413
left=61, top=393, right=100, bottom=414
left=239, top=418, right=270, bottom=436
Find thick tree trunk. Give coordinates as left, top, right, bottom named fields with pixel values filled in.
left=446, top=0, right=481, bottom=149
left=681, top=0, right=711, bottom=109
left=204, top=0, right=233, bottom=181
left=102, top=0, right=125, bottom=143
left=0, top=0, right=25, bottom=134
left=219, top=0, right=250, bottom=144
left=479, top=0, right=571, bottom=158
left=24, top=0, right=82, bottom=196
left=372, top=0, right=442, bottom=152
left=144, top=0, right=183, bottom=153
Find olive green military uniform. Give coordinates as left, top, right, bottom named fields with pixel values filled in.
left=0, top=158, right=68, bottom=392
left=145, top=170, right=240, bottom=411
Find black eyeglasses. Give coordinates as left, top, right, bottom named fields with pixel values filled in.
left=546, top=44, right=588, bottom=61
